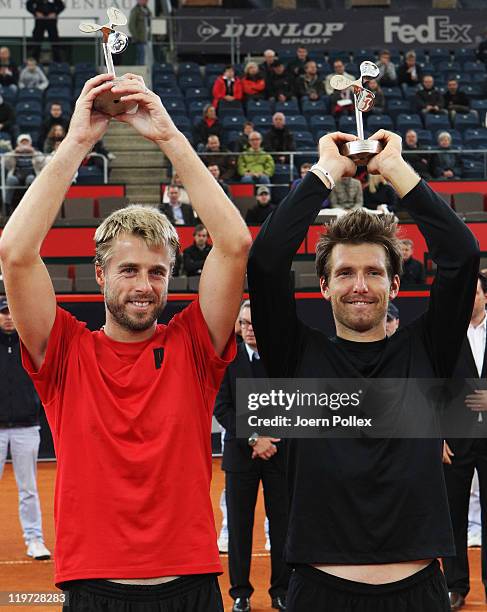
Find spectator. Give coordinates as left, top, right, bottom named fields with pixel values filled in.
left=329, top=176, right=363, bottom=210
left=183, top=224, right=212, bottom=276
left=293, top=163, right=330, bottom=208
left=207, top=164, right=232, bottom=200
left=78, top=140, right=113, bottom=179
left=160, top=185, right=195, bottom=225
left=18, top=58, right=48, bottom=91
left=245, top=186, right=276, bottom=224
left=267, top=60, right=296, bottom=103
left=0, top=47, right=19, bottom=91
left=39, top=102, right=70, bottom=144
left=4, top=134, right=44, bottom=215
left=400, top=238, right=424, bottom=285
left=162, top=172, right=190, bottom=205
left=26, top=0, right=65, bottom=62
left=376, top=49, right=397, bottom=86
left=363, top=174, right=398, bottom=211
left=43, top=124, right=65, bottom=153
left=443, top=78, right=471, bottom=122
left=386, top=302, right=400, bottom=337
left=237, top=131, right=275, bottom=185
left=193, top=104, right=222, bottom=151
left=397, top=51, right=422, bottom=89
left=287, top=46, right=309, bottom=78
left=403, top=129, right=432, bottom=180
left=324, top=59, right=354, bottom=96
left=297, top=61, right=325, bottom=100
left=0, top=94, right=16, bottom=143
left=477, top=27, right=487, bottom=65
left=241, top=62, right=266, bottom=102
left=431, top=131, right=463, bottom=179
left=212, top=66, right=243, bottom=109
left=128, top=0, right=151, bottom=66
left=262, top=112, right=295, bottom=163
left=414, top=74, right=445, bottom=115
left=200, top=134, right=236, bottom=181
left=259, top=49, right=277, bottom=80
left=330, top=86, right=354, bottom=117
left=232, top=120, right=254, bottom=152
left=367, top=78, right=386, bottom=114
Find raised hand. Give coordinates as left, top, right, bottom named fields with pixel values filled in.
left=67, top=73, right=114, bottom=149
left=112, top=75, right=179, bottom=144
left=317, top=132, right=358, bottom=183
left=366, top=129, right=403, bottom=177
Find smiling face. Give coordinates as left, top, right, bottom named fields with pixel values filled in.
left=96, top=234, right=171, bottom=337
left=320, top=243, right=399, bottom=338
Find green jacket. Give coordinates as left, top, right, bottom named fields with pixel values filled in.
left=128, top=4, right=151, bottom=43
left=237, top=149, right=275, bottom=177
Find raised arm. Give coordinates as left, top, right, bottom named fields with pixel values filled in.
left=248, top=132, right=357, bottom=376
left=367, top=129, right=480, bottom=376
left=113, top=77, right=251, bottom=356
left=0, top=74, right=114, bottom=370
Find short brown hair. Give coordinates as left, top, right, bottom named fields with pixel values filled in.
left=315, top=209, right=403, bottom=281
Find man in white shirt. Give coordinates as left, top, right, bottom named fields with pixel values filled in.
left=443, top=273, right=487, bottom=610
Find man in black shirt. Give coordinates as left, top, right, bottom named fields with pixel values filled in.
left=400, top=238, right=425, bottom=285
left=444, top=78, right=471, bottom=123
left=182, top=224, right=211, bottom=276
left=26, top=0, right=65, bottom=62
left=403, top=129, right=432, bottom=180
left=248, top=129, right=479, bottom=611
left=415, top=75, right=446, bottom=116
left=245, top=187, right=276, bottom=225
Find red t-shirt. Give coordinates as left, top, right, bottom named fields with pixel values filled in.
left=21, top=299, right=235, bottom=585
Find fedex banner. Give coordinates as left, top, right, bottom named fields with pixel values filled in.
left=0, top=0, right=154, bottom=38
left=174, top=9, right=484, bottom=53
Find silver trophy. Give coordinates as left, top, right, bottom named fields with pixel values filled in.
left=330, top=61, right=382, bottom=165
left=79, top=8, right=137, bottom=116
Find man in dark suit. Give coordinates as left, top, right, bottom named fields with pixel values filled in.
left=214, top=300, right=289, bottom=612
left=443, top=273, right=487, bottom=610
left=400, top=238, right=424, bottom=285
left=160, top=185, right=195, bottom=226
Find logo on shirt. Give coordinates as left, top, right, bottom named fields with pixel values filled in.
left=153, top=348, right=165, bottom=370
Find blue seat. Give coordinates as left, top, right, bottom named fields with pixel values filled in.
left=45, top=87, right=72, bottom=104
left=293, top=131, right=315, bottom=148
left=153, top=74, right=177, bottom=88
left=155, top=87, right=182, bottom=98
left=188, top=100, right=207, bottom=117
left=172, top=115, right=191, bottom=130
left=472, top=72, right=487, bottom=84
left=427, top=48, right=451, bottom=63
left=464, top=61, right=486, bottom=73
left=366, top=114, right=393, bottom=131
left=185, top=87, right=209, bottom=101
left=49, top=62, right=71, bottom=75
left=1, top=87, right=17, bottom=105
left=338, top=115, right=357, bottom=133
left=301, top=98, right=327, bottom=119
left=382, top=86, right=403, bottom=100
left=463, top=84, right=484, bottom=99
left=462, top=160, right=484, bottom=178
left=455, top=49, right=477, bottom=62
left=345, top=63, right=359, bottom=75
left=205, top=63, right=225, bottom=78
left=76, top=165, right=103, bottom=184
left=250, top=115, right=272, bottom=128
left=222, top=115, right=246, bottom=129
left=386, top=99, right=411, bottom=118
left=164, top=99, right=185, bottom=114
left=437, top=61, right=461, bottom=73
left=17, top=88, right=42, bottom=103
left=464, top=128, right=487, bottom=146
left=454, top=111, right=480, bottom=132
left=419, top=62, right=435, bottom=74
left=219, top=107, right=245, bottom=121
left=223, top=130, right=240, bottom=147
left=424, top=114, right=451, bottom=131
left=415, top=129, right=433, bottom=145
left=309, top=115, right=336, bottom=134
left=153, top=63, right=176, bottom=76
left=15, top=101, right=42, bottom=115
left=157, top=94, right=184, bottom=106
left=285, top=115, right=308, bottom=131
left=471, top=100, right=487, bottom=121
left=275, top=100, right=300, bottom=114
left=247, top=99, right=272, bottom=115
left=178, top=62, right=200, bottom=75
left=396, top=113, right=423, bottom=132
left=74, top=72, right=96, bottom=88
left=74, top=62, right=96, bottom=74
left=178, top=75, right=204, bottom=90
left=17, top=114, right=42, bottom=130
left=48, top=74, right=72, bottom=88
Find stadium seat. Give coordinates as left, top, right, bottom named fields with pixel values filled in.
left=386, top=99, right=411, bottom=118
left=185, top=87, right=209, bottom=102
left=338, top=115, right=357, bottom=133
left=48, top=74, right=72, bottom=88
left=301, top=99, right=327, bottom=119
left=345, top=63, right=359, bottom=75
left=424, top=114, right=451, bottom=131
left=76, top=166, right=103, bottom=184
left=17, top=88, right=42, bottom=103
left=427, top=48, right=451, bottom=63
left=222, top=115, right=246, bottom=129
left=218, top=106, right=245, bottom=119
left=152, top=63, right=176, bottom=77
left=178, top=75, right=204, bottom=91
left=437, top=61, right=461, bottom=73
left=293, top=131, right=315, bottom=148
left=455, top=49, right=477, bottom=62
left=205, top=63, right=225, bottom=78
left=275, top=100, right=300, bottom=114
left=396, top=114, right=423, bottom=132
left=471, top=72, right=486, bottom=84
left=454, top=111, right=480, bottom=132
left=188, top=100, right=207, bottom=119
left=247, top=99, right=273, bottom=115
left=309, top=115, right=336, bottom=135
left=415, top=129, right=434, bottom=145
left=153, top=74, right=177, bottom=88
left=464, top=128, right=487, bottom=147
left=382, top=86, right=403, bottom=100
left=464, top=61, right=486, bottom=73
left=15, top=101, right=42, bottom=115
left=249, top=114, right=272, bottom=128
left=45, top=87, right=72, bottom=106
left=164, top=99, right=186, bottom=114
left=366, top=114, right=393, bottom=131
left=17, top=114, right=42, bottom=131
left=462, top=160, right=484, bottom=178
left=178, top=62, right=200, bottom=76
left=172, top=115, right=191, bottom=131
left=471, top=100, right=487, bottom=123
left=285, top=115, right=308, bottom=131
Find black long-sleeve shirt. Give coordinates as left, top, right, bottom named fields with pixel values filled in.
left=26, top=0, right=64, bottom=16
left=248, top=172, right=479, bottom=564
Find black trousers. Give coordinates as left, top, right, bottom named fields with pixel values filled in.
left=225, top=460, right=290, bottom=600
left=287, top=561, right=450, bottom=611
left=61, top=575, right=223, bottom=611
left=443, top=439, right=487, bottom=597
left=31, top=18, right=61, bottom=61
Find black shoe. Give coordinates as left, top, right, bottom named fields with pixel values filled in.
left=448, top=592, right=465, bottom=610
left=232, top=597, right=251, bottom=612
left=272, top=595, right=287, bottom=610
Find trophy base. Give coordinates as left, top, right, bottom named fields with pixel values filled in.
left=93, top=77, right=138, bottom=116
left=340, top=139, right=382, bottom=165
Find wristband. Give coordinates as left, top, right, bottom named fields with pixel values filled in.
left=310, top=164, right=336, bottom=190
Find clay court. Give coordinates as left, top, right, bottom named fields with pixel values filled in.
left=1, top=460, right=486, bottom=612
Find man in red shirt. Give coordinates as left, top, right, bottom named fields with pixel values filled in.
left=0, top=73, right=251, bottom=611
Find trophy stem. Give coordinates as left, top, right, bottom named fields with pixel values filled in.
left=103, top=43, right=116, bottom=76
left=354, top=93, right=365, bottom=140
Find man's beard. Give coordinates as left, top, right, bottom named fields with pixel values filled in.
left=105, top=285, right=167, bottom=332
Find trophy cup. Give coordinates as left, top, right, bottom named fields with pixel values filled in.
left=330, top=61, right=382, bottom=165
left=79, top=8, right=137, bottom=116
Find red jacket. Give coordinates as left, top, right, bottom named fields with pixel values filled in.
left=242, top=77, right=266, bottom=98
left=212, top=76, right=243, bottom=108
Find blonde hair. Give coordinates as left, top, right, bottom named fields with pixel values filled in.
left=244, top=62, right=259, bottom=75
left=94, top=205, right=180, bottom=269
